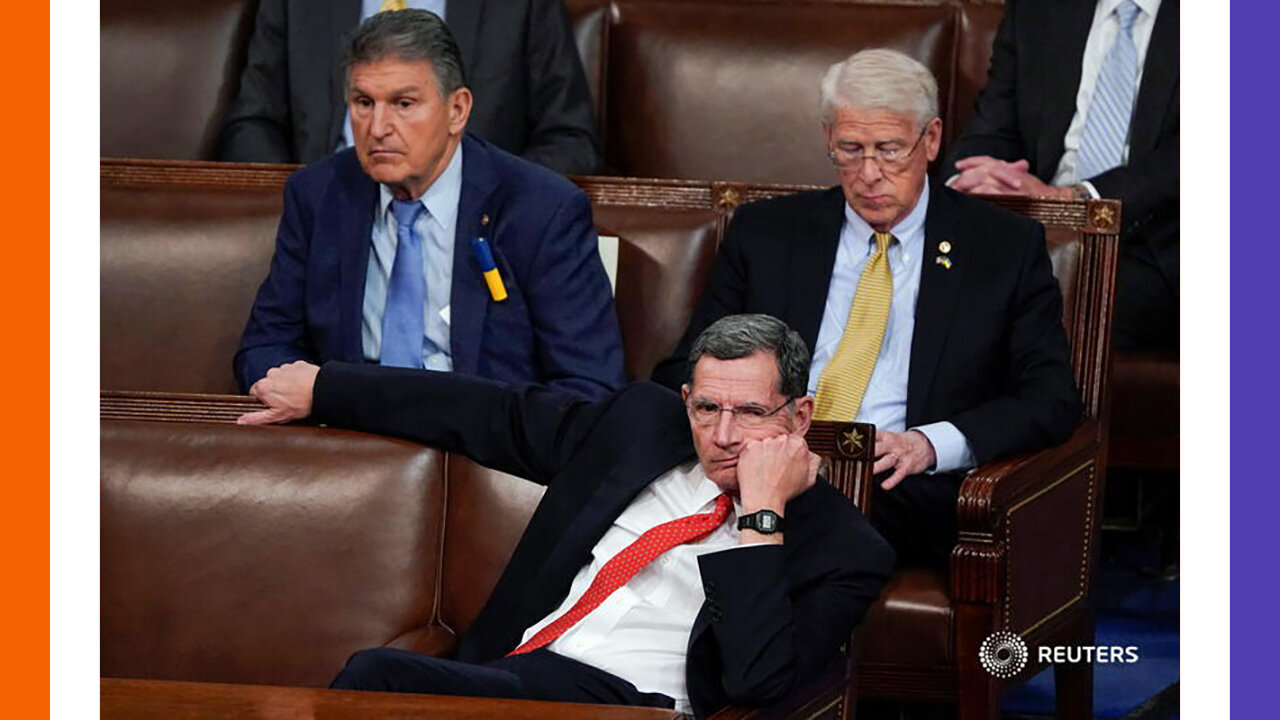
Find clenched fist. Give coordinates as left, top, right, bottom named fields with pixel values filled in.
left=736, top=433, right=820, bottom=517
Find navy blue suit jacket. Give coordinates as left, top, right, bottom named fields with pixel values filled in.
left=235, top=134, right=625, bottom=398
left=312, top=364, right=895, bottom=719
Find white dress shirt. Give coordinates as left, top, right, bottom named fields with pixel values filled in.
left=361, top=142, right=461, bottom=369
left=1052, top=0, right=1164, bottom=193
left=808, top=180, right=976, bottom=473
left=519, top=461, right=744, bottom=713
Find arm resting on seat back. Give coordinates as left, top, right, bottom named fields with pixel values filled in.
left=311, top=361, right=608, bottom=485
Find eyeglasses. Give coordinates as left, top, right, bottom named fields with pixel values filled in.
left=828, top=126, right=929, bottom=172
left=686, top=397, right=794, bottom=429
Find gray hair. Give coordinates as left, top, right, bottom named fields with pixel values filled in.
left=688, top=314, right=810, bottom=399
left=343, top=9, right=467, bottom=97
left=818, top=48, right=938, bottom=129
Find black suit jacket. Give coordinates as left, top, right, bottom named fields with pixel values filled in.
left=944, top=0, right=1179, bottom=286
left=218, top=0, right=600, bottom=175
left=652, top=185, right=1081, bottom=467
left=312, top=365, right=895, bottom=718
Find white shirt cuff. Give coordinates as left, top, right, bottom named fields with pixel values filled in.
left=1080, top=180, right=1101, bottom=199
left=911, top=421, right=976, bottom=474
left=945, top=173, right=960, bottom=188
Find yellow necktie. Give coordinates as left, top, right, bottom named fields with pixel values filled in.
left=380, top=0, right=408, bottom=11
left=813, top=232, right=894, bottom=421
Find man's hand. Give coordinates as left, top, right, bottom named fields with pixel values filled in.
left=873, top=430, right=937, bottom=490
left=237, top=361, right=321, bottom=425
left=951, top=156, right=1073, bottom=198
left=736, top=434, right=820, bottom=515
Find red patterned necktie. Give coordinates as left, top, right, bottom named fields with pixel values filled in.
left=508, top=493, right=734, bottom=656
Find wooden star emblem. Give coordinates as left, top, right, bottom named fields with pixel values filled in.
left=1091, top=205, right=1116, bottom=230
left=838, top=427, right=866, bottom=457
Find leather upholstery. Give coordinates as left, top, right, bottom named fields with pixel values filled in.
left=101, top=0, right=257, bottom=159
left=100, top=183, right=282, bottom=394
left=1110, top=349, right=1179, bottom=470
left=858, top=568, right=953, bottom=666
left=597, top=206, right=723, bottom=380
left=440, top=458, right=546, bottom=636
left=101, top=0, right=1004, bottom=184
left=101, top=419, right=447, bottom=687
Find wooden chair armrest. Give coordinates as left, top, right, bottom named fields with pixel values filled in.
left=951, top=420, right=1103, bottom=606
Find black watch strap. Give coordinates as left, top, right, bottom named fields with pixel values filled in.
left=737, top=509, right=785, bottom=534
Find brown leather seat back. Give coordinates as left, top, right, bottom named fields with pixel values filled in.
left=100, top=181, right=282, bottom=393
left=604, top=0, right=957, bottom=184
left=1045, top=225, right=1082, bottom=334
left=440, top=458, right=546, bottom=635
left=596, top=206, right=723, bottom=380
left=567, top=0, right=613, bottom=135
left=101, top=0, right=258, bottom=159
left=101, top=420, right=447, bottom=687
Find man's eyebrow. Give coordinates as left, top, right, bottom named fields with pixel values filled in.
left=348, top=84, right=423, bottom=97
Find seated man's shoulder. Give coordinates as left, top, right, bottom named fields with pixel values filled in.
left=940, top=184, right=1043, bottom=243
left=286, top=148, right=366, bottom=195
left=733, top=187, right=843, bottom=226
left=471, top=135, right=583, bottom=207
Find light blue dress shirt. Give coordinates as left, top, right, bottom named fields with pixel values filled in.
left=340, top=0, right=449, bottom=151
left=808, top=179, right=976, bottom=474
left=362, top=142, right=461, bottom=370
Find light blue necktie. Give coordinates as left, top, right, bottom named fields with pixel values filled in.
left=1076, top=0, right=1143, bottom=180
left=380, top=199, right=428, bottom=368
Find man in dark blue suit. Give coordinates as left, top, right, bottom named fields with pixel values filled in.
left=235, top=10, right=624, bottom=399
left=239, top=314, right=893, bottom=718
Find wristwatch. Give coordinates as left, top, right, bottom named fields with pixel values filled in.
left=738, top=509, right=786, bottom=534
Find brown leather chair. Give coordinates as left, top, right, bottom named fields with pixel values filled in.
left=101, top=0, right=258, bottom=159
left=101, top=418, right=451, bottom=687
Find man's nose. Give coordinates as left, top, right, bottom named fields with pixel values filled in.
left=712, top=410, right=740, bottom=447
left=370, top=104, right=393, bottom=138
left=858, top=156, right=884, bottom=184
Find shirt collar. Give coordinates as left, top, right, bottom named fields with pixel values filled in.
left=377, top=142, right=464, bottom=234
left=842, top=176, right=930, bottom=252
left=1098, top=0, right=1160, bottom=21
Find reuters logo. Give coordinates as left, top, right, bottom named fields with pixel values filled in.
left=979, top=631, right=1028, bottom=678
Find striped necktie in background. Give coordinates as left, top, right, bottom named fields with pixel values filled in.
left=1076, top=0, right=1143, bottom=180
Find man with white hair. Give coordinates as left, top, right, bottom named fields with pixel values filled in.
left=653, top=48, right=1082, bottom=568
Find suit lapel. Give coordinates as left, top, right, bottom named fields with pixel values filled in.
left=906, top=186, right=965, bottom=427
left=450, top=135, right=499, bottom=375
left=789, top=188, right=847, bottom=351
left=1035, top=0, right=1096, bottom=177
left=445, top=0, right=483, bottom=79
left=335, top=151, right=379, bottom=362
left=325, top=0, right=360, bottom=149
left=1130, top=0, right=1177, bottom=158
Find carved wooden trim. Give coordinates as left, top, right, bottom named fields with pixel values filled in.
left=805, top=421, right=876, bottom=513
left=101, top=157, right=299, bottom=189
left=101, top=391, right=262, bottom=424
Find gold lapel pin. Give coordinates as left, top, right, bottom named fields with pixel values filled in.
left=938, top=240, right=952, bottom=254
left=480, top=214, right=490, bottom=227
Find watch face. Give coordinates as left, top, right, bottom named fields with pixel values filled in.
left=759, top=513, right=776, bottom=531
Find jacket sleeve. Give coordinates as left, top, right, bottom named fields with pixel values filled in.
left=517, top=0, right=602, bottom=175
left=947, top=223, right=1083, bottom=463
left=524, top=189, right=627, bottom=399
left=941, top=0, right=1028, bottom=177
left=1087, top=83, right=1179, bottom=242
left=695, top=506, right=895, bottom=707
left=312, top=361, right=610, bottom=484
left=233, top=174, right=316, bottom=391
left=217, top=0, right=296, bottom=163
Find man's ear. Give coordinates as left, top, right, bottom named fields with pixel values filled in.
left=447, top=87, right=473, bottom=135
left=791, top=395, right=814, bottom=436
left=681, top=384, right=691, bottom=403
left=924, top=116, right=943, bottom=162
